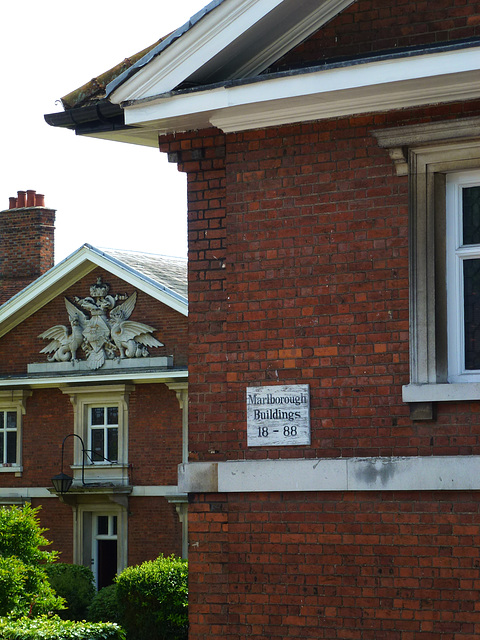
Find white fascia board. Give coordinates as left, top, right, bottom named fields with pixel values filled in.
left=0, top=369, right=188, bottom=389
left=179, top=455, right=480, bottom=493
left=123, top=46, right=480, bottom=134
left=0, top=246, right=187, bottom=339
left=110, top=0, right=284, bottom=103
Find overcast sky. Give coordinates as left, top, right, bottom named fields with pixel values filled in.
left=1, top=1, right=207, bottom=263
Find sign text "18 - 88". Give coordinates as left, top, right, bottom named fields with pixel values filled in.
left=246, top=384, right=310, bottom=447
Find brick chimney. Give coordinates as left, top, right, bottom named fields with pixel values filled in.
left=0, top=191, right=55, bottom=303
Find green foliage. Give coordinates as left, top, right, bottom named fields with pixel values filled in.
left=0, top=614, right=125, bottom=639
left=88, top=584, right=121, bottom=624
left=45, top=563, right=95, bottom=621
left=0, top=505, right=64, bottom=617
left=116, top=554, right=188, bottom=640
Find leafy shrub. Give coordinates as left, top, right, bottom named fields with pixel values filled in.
left=116, top=554, right=188, bottom=640
left=88, top=583, right=120, bottom=623
left=0, top=614, right=125, bottom=639
left=0, top=505, right=64, bottom=617
left=45, top=563, right=95, bottom=621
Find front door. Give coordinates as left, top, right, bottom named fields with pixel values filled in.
left=92, top=514, right=118, bottom=590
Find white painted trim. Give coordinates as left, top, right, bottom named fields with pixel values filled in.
left=123, top=46, right=480, bottom=135
left=130, top=485, right=185, bottom=497
left=109, top=0, right=354, bottom=103
left=0, top=370, right=187, bottom=389
left=179, top=456, right=480, bottom=493
left=0, top=486, right=185, bottom=499
left=446, top=170, right=480, bottom=382
left=0, top=488, right=53, bottom=499
left=403, top=382, right=480, bottom=402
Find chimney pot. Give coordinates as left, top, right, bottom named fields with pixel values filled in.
left=35, top=193, right=45, bottom=207
left=17, top=191, right=26, bottom=208
left=8, top=197, right=17, bottom=209
left=26, top=190, right=36, bottom=207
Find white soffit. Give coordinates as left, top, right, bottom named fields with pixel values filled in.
left=109, top=0, right=355, bottom=103
left=121, top=46, right=480, bottom=135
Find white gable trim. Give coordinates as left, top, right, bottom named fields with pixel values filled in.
left=108, top=0, right=355, bottom=103
left=0, top=245, right=187, bottom=339
left=120, top=45, right=480, bottom=136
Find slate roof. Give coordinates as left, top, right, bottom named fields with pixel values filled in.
left=100, top=247, right=188, bottom=301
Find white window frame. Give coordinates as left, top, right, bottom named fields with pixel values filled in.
left=374, top=117, right=480, bottom=406
left=88, top=405, right=119, bottom=464
left=446, top=170, right=480, bottom=383
left=0, top=391, right=31, bottom=474
left=62, top=385, right=133, bottom=485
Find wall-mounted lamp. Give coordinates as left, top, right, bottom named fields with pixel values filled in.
left=51, top=433, right=87, bottom=494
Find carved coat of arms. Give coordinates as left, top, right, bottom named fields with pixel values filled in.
left=39, top=278, right=163, bottom=370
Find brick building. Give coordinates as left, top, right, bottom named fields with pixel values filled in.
left=0, top=192, right=188, bottom=589
left=46, top=0, right=480, bottom=636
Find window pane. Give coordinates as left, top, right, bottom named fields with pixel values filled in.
left=6, top=412, right=16, bottom=429
left=6, top=432, right=16, bottom=464
left=97, top=516, right=108, bottom=535
left=464, top=258, right=480, bottom=369
left=91, top=408, right=105, bottom=426
left=107, top=428, right=118, bottom=463
left=91, top=429, right=104, bottom=462
left=107, top=407, right=118, bottom=425
left=0, top=413, right=4, bottom=429
left=0, top=434, right=4, bottom=463
left=463, top=186, right=480, bottom=245
left=112, top=516, right=117, bottom=536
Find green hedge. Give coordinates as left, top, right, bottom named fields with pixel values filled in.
left=88, top=584, right=121, bottom=624
left=116, top=554, right=188, bottom=640
left=45, top=563, right=95, bottom=621
left=0, top=615, right=125, bottom=639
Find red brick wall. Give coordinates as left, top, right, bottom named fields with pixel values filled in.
left=33, top=497, right=74, bottom=564
left=161, top=99, right=480, bottom=465
left=128, top=496, right=182, bottom=565
left=160, top=98, right=480, bottom=637
left=188, top=491, right=480, bottom=639
left=270, top=0, right=480, bottom=71
left=129, top=383, right=182, bottom=486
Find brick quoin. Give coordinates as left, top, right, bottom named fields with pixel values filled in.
left=160, top=98, right=480, bottom=637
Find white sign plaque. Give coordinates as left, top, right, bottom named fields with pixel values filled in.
left=247, top=384, right=310, bottom=447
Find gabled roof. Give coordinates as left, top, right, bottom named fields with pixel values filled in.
left=45, top=0, right=480, bottom=145
left=0, top=244, right=187, bottom=341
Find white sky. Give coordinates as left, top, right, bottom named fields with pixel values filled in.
left=1, top=1, right=207, bottom=263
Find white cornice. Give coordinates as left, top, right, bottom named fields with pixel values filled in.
left=109, top=0, right=355, bottom=103
left=0, top=369, right=188, bottom=389
left=119, top=46, right=480, bottom=137
left=0, top=244, right=187, bottom=340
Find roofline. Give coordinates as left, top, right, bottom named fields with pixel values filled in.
left=0, top=244, right=187, bottom=340
left=119, top=43, right=480, bottom=135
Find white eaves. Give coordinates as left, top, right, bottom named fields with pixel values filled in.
left=120, top=45, right=480, bottom=135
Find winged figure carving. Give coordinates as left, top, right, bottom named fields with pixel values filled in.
left=38, top=281, right=164, bottom=370
left=109, top=292, right=164, bottom=358
left=38, top=299, right=88, bottom=363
